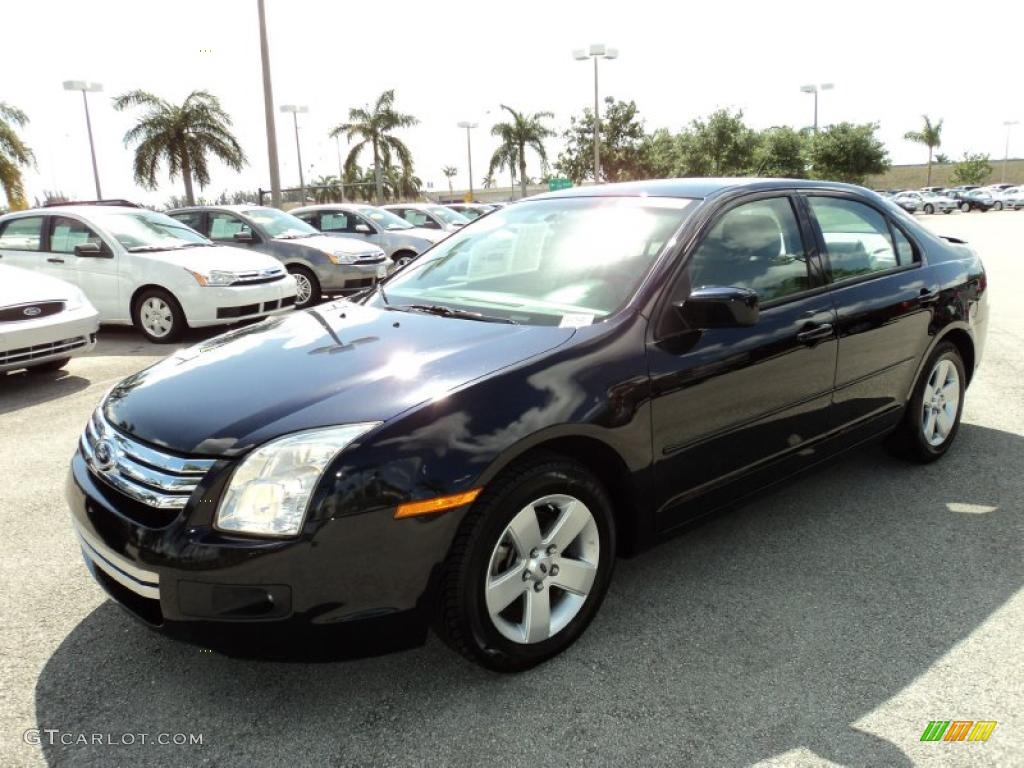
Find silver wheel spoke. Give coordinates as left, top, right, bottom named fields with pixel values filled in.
left=936, top=404, right=955, bottom=437
left=923, top=408, right=937, bottom=438
left=550, top=557, right=596, bottom=596
left=524, top=587, right=551, bottom=643
left=546, top=499, right=590, bottom=552
left=486, top=565, right=527, bottom=615
left=506, top=504, right=542, bottom=556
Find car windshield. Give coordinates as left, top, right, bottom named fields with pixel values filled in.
left=241, top=207, right=318, bottom=238
left=91, top=211, right=210, bottom=250
left=372, top=197, right=695, bottom=326
left=356, top=207, right=413, bottom=230
left=453, top=206, right=484, bottom=220
left=428, top=206, right=471, bottom=226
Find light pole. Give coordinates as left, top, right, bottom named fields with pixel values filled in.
left=62, top=81, right=103, bottom=198
left=457, top=121, right=478, bottom=201
left=800, top=83, right=834, bottom=133
left=335, top=135, right=346, bottom=202
left=257, top=0, right=282, bottom=208
left=1002, top=120, right=1019, bottom=183
left=280, top=105, right=308, bottom=203
left=573, top=44, right=618, bottom=183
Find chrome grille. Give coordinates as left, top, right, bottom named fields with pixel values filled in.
left=79, top=408, right=216, bottom=509
left=231, top=268, right=285, bottom=285
left=0, top=300, right=65, bottom=322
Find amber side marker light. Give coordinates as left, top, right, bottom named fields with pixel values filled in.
left=395, top=489, right=482, bottom=519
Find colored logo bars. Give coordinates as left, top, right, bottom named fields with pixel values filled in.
left=920, top=721, right=997, bottom=742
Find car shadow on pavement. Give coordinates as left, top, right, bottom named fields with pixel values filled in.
left=33, top=423, right=1022, bottom=767
left=0, top=370, right=91, bottom=417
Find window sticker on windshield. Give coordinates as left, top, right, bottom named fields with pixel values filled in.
left=559, top=313, right=594, bottom=328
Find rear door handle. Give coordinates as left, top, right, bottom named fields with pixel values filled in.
left=919, top=287, right=940, bottom=305
left=47, top=257, right=64, bottom=264
left=797, top=322, right=834, bottom=344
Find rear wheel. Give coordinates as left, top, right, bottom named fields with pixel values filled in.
left=26, top=357, right=70, bottom=373
left=287, top=266, right=320, bottom=309
left=960, top=202, right=971, bottom=213
left=886, top=342, right=966, bottom=462
left=923, top=203, right=934, bottom=215
left=133, top=288, right=186, bottom=343
left=994, top=201, right=1003, bottom=211
left=436, top=456, right=616, bottom=672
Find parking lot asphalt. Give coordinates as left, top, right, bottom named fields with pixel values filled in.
left=1, top=212, right=1021, bottom=767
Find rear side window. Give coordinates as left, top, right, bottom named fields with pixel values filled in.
left=808, top=197, right=902, bottom=282
left=0, top=216, right=44, bottom=251
left=171, top=211, right=205, bottom=233
left=49, top=217, right=104, bottom=253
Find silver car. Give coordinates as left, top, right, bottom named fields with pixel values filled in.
left=893, top=191, right=956, bottom=214
left=290, top=204, right=445, bottom=269
left=382, top=203, right=470, bottom=233
left=169, top=205, right=389, bottom=308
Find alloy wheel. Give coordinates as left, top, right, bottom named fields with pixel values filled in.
left=292, top=273, right=312, bottom=305
left=484, top=494, right=599, bottom=644
left=921, top=358, right=961, bottom=447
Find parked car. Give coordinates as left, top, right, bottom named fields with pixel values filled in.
left=290, top=204, right=445, bottom=269
left=168, top=205, right=389, bottom=308
left=445, top=203, right=495, bottom=221
left=67, top=179, right=988, bottom=671
left=382, top=203, right=470, bottom=233
left=889, top=192, right=920, bottom=213
left=944, top=189, right=994, bottom=212
left=0, top=203, right=296, bottom=342
left=985, top=188, right=1015, bottom=211
left=1001, top=186, right=1024, bottom=209
left=893, top=191, right=955, bottom=215
left=0, top=264, right=99, bottom=373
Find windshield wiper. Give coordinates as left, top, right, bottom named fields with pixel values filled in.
left=179, top=242, right=215, bottom=248
left=127, top=245, right=186, bottom=252
left=398, top=304, right=518, bottom=324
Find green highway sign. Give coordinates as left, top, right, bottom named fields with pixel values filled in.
left=548, top=178, right=572, bottom=191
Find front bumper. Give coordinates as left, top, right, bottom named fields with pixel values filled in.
left=65, top=450, right=452, bottom=652
left=0, top=305, right=99, bottom=371
left=181, top=277, right=298, bottom=328
left=316, top=261, right=390, bottom=293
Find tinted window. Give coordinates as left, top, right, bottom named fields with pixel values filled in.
left=49, top=217, right=104, bottom=254
left=209, top=213, right=251, bottom=241
left=686, top=197, right=811, bottom=303
left=808, top=197, right=900, bottom=281
left=171, top=211, right=205, bottom=233
left=0, top=216, right=44, bottom=251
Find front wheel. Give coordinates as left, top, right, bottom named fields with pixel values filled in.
left=923, top=203, right=934, bottom=215
left=436, top=456, right=616, bottom=672
left=287, top=266, right=320, bottom=309
left=133, top=288, right=186, bottom=343
left=886, top=342, right=966, bottom=462
left=960, top=202, right=971, bottom=213
left=994, top=201, right=1003, bottom=211
left=392, top=251, right=417, bottom=270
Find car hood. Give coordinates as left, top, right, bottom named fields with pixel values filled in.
left=135, top=245, right=282, bottom=272
left=0, top=264, right=80, bottom=305
left=401, top=227, right=446, bottom=243
left=276, top=234, right=382, bottom=255
left=103, top=300, right=576, bottom=456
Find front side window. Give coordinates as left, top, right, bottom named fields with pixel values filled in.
left=807, top=197, right=902, bottom=282
left=394, top=208, right=437, bottom=229
left=49, top=216, right=104, bottom=253
left=373, top=197, right=694, bottom=326
left=208, top=213, right=252, bottom=242
left=685, top=197, right=811, bottom=303
left=241, top=207, right=318, bottom=239
left=170, top=211, right=205, bottom=233
left=90, top=211, right=209, bottom=251
left=0, top=216, right=44, bottom=251
left=319, top=211, right=351, bottom=233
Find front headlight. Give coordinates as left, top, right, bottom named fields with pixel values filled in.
left=186, top=268, right=236, bottom=286
left=215, top=423, right=379, bottom=537
left=327, top=251, right=357, bottom=265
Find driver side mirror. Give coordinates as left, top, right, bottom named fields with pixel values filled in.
left=233, top=230, right=256, bottom=244
left=674, top=286, right=759, bottom=329
left=74, top=242, right=106, bottom=258
left=354, top=223, right=372, bottom=234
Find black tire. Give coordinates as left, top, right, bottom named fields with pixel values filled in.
left=960, top=202, right=970, bottom=213
left=132, top=288, right=186, bottom=343
left=26, top=357, right=70, bottom=373
left=392, top=251, right=417, bottom=270
left=287, top=265, right=320, bottom=309
left=994, top=201, right=1003, bottom=211
left=886, top=342, right=966, bottom=463
left=435, top=455, right=616, bottom=672
left=924, top=203, right=934, bottom=215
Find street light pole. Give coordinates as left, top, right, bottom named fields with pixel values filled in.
left=62, top=81, right=103, bottom=198
left=573, top=44, right=619, bottom=183
left=257, top=0, right=282, bottom=208
left=457, top=121, right=478, bottom=201
left=335, top=135, right=346, bottom=202
left=1002, top=120, right=1019, bottom=183
left=280, top=105, right=308, bottom=203
left=800, top=83, right=834, bottom=133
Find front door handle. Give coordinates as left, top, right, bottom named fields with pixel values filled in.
left=797, top=322, right=834, bottom=344
left=47, top=257, right=64, bottom=264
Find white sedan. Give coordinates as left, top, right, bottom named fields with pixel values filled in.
left=0, top=264, right=99, bottom=373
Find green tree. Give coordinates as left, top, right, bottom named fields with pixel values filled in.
left=903, top=115, right=944, bottom=186
left=311, top=174, right=342, bottom=203
left=0, top=103, right=35, bottom=210
left=442, top=165, right=457, bottom=198
left=753, top=126, right=808, bottom=178
left=488, top=105, right=555, bottom=198
left=680, top=109, right=758, bottom=176
left=556, top=97, right=648, bottom=183
left=329, top=90, right=417, bottom=204
left=482, top=173, right=496, bottom=189
left=638, top=128, right=685, bottom=178
left=951, top=152, right=993, bottom=185
left=808, top=122, right=889, bottom=184
left=935, top=153, right=951, bottom=165
left=113, top=90, right=246, bottom=206
left=386, top=165, right=421, bottom=201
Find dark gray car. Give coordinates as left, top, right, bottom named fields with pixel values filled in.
left=168, top=205, right=389, bottom=308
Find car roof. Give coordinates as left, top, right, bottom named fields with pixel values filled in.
left=2, top=205, right=145, bottom=218
left=290, top=203, right=370, bottom=212
left=167, top=204, right=265, bottom=214
left=531, top=177, right=872, bottom=201
left=381, top=203, right=437, bottom=209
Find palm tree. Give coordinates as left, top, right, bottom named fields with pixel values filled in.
left=904, top=115, right=944, bottom=186
left=488, top=105, right=554, bottom=198
left=329, top=90, right=418, bottom=203
left=0, top=103, right=35, bottom=210
left=312, top=174, right=341, bottom=203
left=482, top=173, right=495, bottom=190
left=113, top=90, right=246, bottom=205
left=442, top=165, right=458, bottom=199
